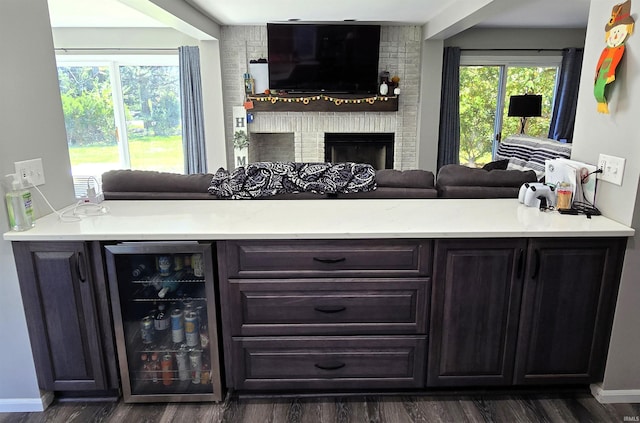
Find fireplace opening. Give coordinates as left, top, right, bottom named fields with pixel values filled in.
left=324, top=133, right=394, bottom=170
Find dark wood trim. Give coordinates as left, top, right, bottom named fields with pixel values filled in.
left=247, top=94, right=399, bottom=112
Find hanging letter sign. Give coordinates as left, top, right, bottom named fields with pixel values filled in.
left=232, top=106, right=249, bottom=169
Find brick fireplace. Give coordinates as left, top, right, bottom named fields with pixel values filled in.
left=220, top=25, right=422, bottom=170
left=325, top=133, right=394, bottom=170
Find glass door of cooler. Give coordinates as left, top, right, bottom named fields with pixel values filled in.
left=105, top=242, right=222, bottom=402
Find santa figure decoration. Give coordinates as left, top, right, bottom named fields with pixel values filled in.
left=594, top=0, right=635, bottom=114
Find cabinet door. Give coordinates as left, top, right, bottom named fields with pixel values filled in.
left=13, top=241, right=110, bottom=391
left=514, top=238, right=626, bottom=384
left=428, top=239, right=526, bottom=387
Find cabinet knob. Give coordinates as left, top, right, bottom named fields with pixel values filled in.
left=313, top=305, right=346, bottom=314
left=312, top=257, right=346, bottom=264
left=314, top=361, right=346, bottom=371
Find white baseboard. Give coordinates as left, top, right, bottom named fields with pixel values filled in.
left=0, top=390, right=53, bottom=413
left=591, top=383, right=640, bottom=403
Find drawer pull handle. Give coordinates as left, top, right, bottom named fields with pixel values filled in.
left=531, top=249, right=540, bottom=279
left=312, top=257, right=346, bottom=264
left=77, top=251, right=87, bottom=283
left=314, top=361, right=346, bottom=371
left=314, top=305, right=346, bottom=314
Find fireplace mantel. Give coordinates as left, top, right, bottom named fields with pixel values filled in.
left=247, top=94, right=399, bottom=112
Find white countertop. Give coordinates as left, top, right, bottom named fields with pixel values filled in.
left=3, top=198, right=635, bottom=241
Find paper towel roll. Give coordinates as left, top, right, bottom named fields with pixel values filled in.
left=248, top=63, right=269, bottom=94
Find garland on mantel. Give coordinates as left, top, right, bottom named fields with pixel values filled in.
left=248, top=95, right=398, bottom=106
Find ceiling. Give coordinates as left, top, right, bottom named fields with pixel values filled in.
left=47, top=0, right=591, bottom=30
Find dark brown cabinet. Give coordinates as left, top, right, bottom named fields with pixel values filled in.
left=428, top=239, right=526, bottom=386
left=12, top=241, right=118, bottom=392
left=218, top=239, right=432, bottom=391
left=11, top=235, right=627, bottom=397
left=428, top=237, right=626, bottom=388
left=514, top=238, right=626, bottom=384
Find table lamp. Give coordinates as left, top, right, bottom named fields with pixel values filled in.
left=508, top=94, right=542, bottom=134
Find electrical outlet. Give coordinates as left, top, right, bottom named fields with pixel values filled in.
left=597, top=154, right=625, bottom=186
left=14, top=158, right=45, bottom=186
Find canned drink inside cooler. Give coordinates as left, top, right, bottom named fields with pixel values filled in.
left=140, top=316, right=154, bottom=344
left=157, top=255, right=172, bottom=276
left=191, top=254, right=203, bottom=277
left=184, top=311, right=200, bottom=348
left=171, top=308, right=185, bottom=344
left=161, top=354, right=173, bottom=386
left=189, top=350, right=202, bottom=384
left=150, top=352, right=160, bottom=384
left=201, top=362, right=211, bottom=385
left=173, top=255, right=184, bottom=271
left=176, top=348, right=190, bottom=381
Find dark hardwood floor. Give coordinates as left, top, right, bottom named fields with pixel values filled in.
left=1, top=391, right=639, bottom=423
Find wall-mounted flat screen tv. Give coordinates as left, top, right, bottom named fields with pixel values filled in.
left=267, top=23, right=381, bottom=94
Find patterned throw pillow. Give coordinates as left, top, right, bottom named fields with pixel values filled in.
left=208, top=162, right=377, bottom=199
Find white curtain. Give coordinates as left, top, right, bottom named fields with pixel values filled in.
left=179, top=46, right=207, bottom=174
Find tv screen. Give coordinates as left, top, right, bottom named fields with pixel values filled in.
left=267, top=23, right=381, bottom=94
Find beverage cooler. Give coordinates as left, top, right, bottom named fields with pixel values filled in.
left=105, top=242, right=222, bottom=402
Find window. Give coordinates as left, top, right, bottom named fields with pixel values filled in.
left=56, top=55, right=183, bottom=196
left=458, top=56, right=560, bottom=167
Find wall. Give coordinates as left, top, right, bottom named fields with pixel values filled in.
left=570, top=0, right=640, bottom=399
left=417, top=39, right=444, bottom=172
left=445, top=27, right=586, bottom=49
left=0, top=0, right=76, bottom=411
left=53, top=27, right=197, bottom=50
left=219, top=26, right=423, bottom=170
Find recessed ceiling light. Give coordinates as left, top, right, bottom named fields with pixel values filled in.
left=288, top=18, right=300, bottom=22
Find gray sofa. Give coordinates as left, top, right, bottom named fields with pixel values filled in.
left=436, top=164, right=537, bottom=198
left=101, top=164, right=537, bottom=200
left=102, top=168, right=439, bottom=200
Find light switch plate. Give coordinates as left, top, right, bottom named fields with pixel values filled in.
left=14, top=158, right=45, bottom=186
left=597, top=154, right=625, bottom=186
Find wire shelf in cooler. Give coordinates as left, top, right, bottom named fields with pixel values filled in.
left=130, top=297, right=207, bottom=303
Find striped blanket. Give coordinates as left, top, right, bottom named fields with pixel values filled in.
left=495, top=135, right=572, bottom=179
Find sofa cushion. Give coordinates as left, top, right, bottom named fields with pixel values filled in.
left=437, top=186, right=523, bottom=199
left=482, top=159, right=509, bottom=171
left=375, top=169, right=435, bottom=189
left=436, top=164, right=537, bottom=187
left=102, top=170, right=213, bottom=193
left=436, top=164, right=537, bottom=199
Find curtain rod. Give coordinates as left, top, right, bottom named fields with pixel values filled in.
left=460, top=48, right=566, bottom=52
left=55, top=47, right=178, bottom=52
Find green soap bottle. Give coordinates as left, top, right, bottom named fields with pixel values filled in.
left=4, top=174, right=34, bottom=231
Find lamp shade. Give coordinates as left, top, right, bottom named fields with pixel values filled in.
left=508, top=95, right=542, bottom=118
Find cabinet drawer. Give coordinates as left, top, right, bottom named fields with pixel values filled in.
left=228, top=278, right=429, bottom=335
left=232, top=336, right=426, bottom=390
left=220, top=240, right=432, bottom=278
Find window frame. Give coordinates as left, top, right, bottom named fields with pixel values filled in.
left=459, top=54, right=562, bottom=163
left=56, top=54, right=181, bottom=196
